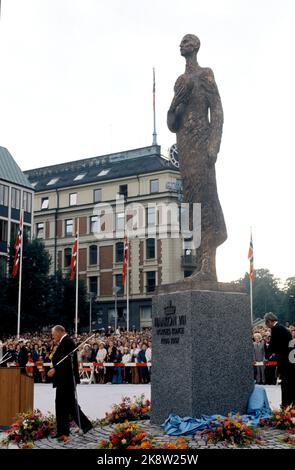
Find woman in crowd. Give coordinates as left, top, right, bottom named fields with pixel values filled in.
left=95, top=342, right=107, bottom=383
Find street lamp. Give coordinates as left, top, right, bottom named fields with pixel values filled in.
left=113, top=286, right=121, bottom=331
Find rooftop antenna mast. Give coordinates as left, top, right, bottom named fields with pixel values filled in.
left=152, top=67, right=158, bottom=145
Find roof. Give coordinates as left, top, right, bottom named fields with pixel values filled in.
left=24, top=145, right=179, bottom=192
left=0, top=147, right=33, bottom=189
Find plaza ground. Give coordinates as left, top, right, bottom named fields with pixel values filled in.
left=35, top=383, right=151, bottom=419
left=1, top=384, right=291, bottom=449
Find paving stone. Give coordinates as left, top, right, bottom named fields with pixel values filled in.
left=2, top=420, right=294, bottom=449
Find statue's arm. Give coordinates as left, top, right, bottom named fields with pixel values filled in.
left=167, top=102, right=183, bottom=133
left=167, top=75, right=191, bottom=133
left=203, top=68, right=224, bottom=165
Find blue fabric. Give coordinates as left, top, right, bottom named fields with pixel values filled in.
left=162, top=385, right=272, bottom=436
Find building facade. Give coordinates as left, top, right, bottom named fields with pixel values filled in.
left=0, top=147, right=34, bottom=277
left=25, top=145, right=194, bottom=330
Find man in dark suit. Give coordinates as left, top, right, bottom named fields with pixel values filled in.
left=17, top=340, right=29, bottom=374
left=264, top=312, right=295, bottom=407
left=47, top=325, right=92, bottom=440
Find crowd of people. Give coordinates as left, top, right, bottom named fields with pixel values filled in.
left=1, top=321, right=294, bottom=387
left=0, top=327, right=152, bottom=385
left=252, top=322, right=295, bottom=385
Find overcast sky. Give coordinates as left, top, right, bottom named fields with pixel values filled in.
left=0, top=0, right=294, bottom=284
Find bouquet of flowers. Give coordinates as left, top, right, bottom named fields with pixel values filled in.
left=159, top=438, right=190, bottom=449
left=4, top=410, right=56, bottom=448
left=264, top=405, right=295, bottom=431
left=98, top=421, right=190, bottom=449
left=98, top=421, right=154, bottom=449
left=99, top=395, right=150, bottom=425
left=200, top=416, right=262, bottom=447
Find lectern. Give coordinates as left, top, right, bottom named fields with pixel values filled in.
left=0, top=368, right=34, bottom=426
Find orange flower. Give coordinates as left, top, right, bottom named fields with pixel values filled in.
left=140, top=441, right=153, bottom=449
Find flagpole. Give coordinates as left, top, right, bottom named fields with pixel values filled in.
left=152, top=67, right=157, bottom=145
left=75, top=219, right=79, bottom=338
left=250, top=276, right=253, bottom=324
left=249, top=227, right=254, bottom=324
left=126, top=251, right=129, bottom=332
left=17, top=209, right=24, bottom=339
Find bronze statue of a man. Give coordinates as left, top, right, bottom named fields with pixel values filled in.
left=167, top=34, right=227, bottom=281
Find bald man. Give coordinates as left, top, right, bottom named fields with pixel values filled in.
left=48, top=325, right=92, bottom=440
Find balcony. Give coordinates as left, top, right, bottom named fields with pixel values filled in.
left=181, top=254, right=197, bottom=269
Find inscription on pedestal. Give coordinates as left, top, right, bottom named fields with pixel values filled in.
left=153, top=300, right=187, bottom=345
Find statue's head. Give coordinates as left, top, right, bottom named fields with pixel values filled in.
left=180, top=34, right=201, bottom=58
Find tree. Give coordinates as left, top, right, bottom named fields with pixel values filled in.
left=4, top=235, right=52, bottom=333
left=0, top=236, right=89, bottom=336
left=236, top=268, right=286, bottom=321
left=47, top=270, right=89, bottom=332
left=282, top=277, right=295, bottom=324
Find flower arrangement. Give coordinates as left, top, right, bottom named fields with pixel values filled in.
left=99, top=395, right=150, bottom=425
left=97, top=421, right=190, bottom=449
left=4, top=410, right=56, bottom=448
left=98, top=421, right=154, bottom=449
left=159, top=438, right=190, bottom=449
left=200, top=416, right=262, bottom=447
left=260, top=405, right=295, bottom=431
left=281, top=435, right=295, bottom=445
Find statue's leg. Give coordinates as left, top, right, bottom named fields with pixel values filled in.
left=190, top=242, right=217, bottom=281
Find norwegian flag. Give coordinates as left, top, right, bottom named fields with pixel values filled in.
left=248, top=232, right=254, bottom=281
left=12, top=214, right=23, bottom=278
left=122, top=234, right=129, bottom=286
left=70, top=232, right=78, bottom=281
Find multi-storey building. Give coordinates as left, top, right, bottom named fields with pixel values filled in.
left=0, top=147, right=34, bottom=277
left=25, top=145, right=194, bottom=330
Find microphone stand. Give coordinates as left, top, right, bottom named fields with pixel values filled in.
left=0, top=354, right=13, bottom=366
left=70, top=351, right=83, bottom=436
left=55, top=331, right=98, bottom=367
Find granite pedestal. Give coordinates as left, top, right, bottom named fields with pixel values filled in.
left=151, top=286, right=254, bottom=425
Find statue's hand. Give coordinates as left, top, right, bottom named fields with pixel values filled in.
left=207, top=150, right=217, bottom=167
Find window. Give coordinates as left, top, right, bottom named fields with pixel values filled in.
left=115, top=242, right=124, bottom=262
left=65, top=219, right=73, bottom=237
left=11, top=188, right=20, bottom=209
left=115, top=273, right=124, bottom=295
left=116, top=212, right=125, bottom=231
left=74, top=174, right=86, bottom=181
left=118, top=184, right=128, bottom=198
left=36, top=222, right=44, bottom=239
left=41, top=197, right=49, bottom=210
left=94, top=189, right=102, bottom=203
left=140, top=306, right=152, bottom=328
left=69, top=193, right=77, bottom=206
left=0, top=255, right=7, bottom=278
left=150, top=179, right=159, bottom=193
left=97, top=169, right=110, bottom=177
left=146, top=238, right=155, bottom=259
left=24, top=225, right=31, bottom=239
left=108, top=309, right=116, bottom=328
left=89, top=245, right=98, bottom=265
left=147, top=207, right=156, bottom=226
left=23, top=192, right=32, bottom=212
left=146, top=271, right=156, bottom=292
left=47, top=178, right=59, bottom=186
left=90, top=215, right=99, bottom=234
left=89, top=276, right=98, bottom=295
left=64, top=247, right=72, bottom=267
left=0, top=220, right=8, bottom=242
left=0, top=184, right=9, bottom=206
left=10, top=222, right=18, bottom=242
